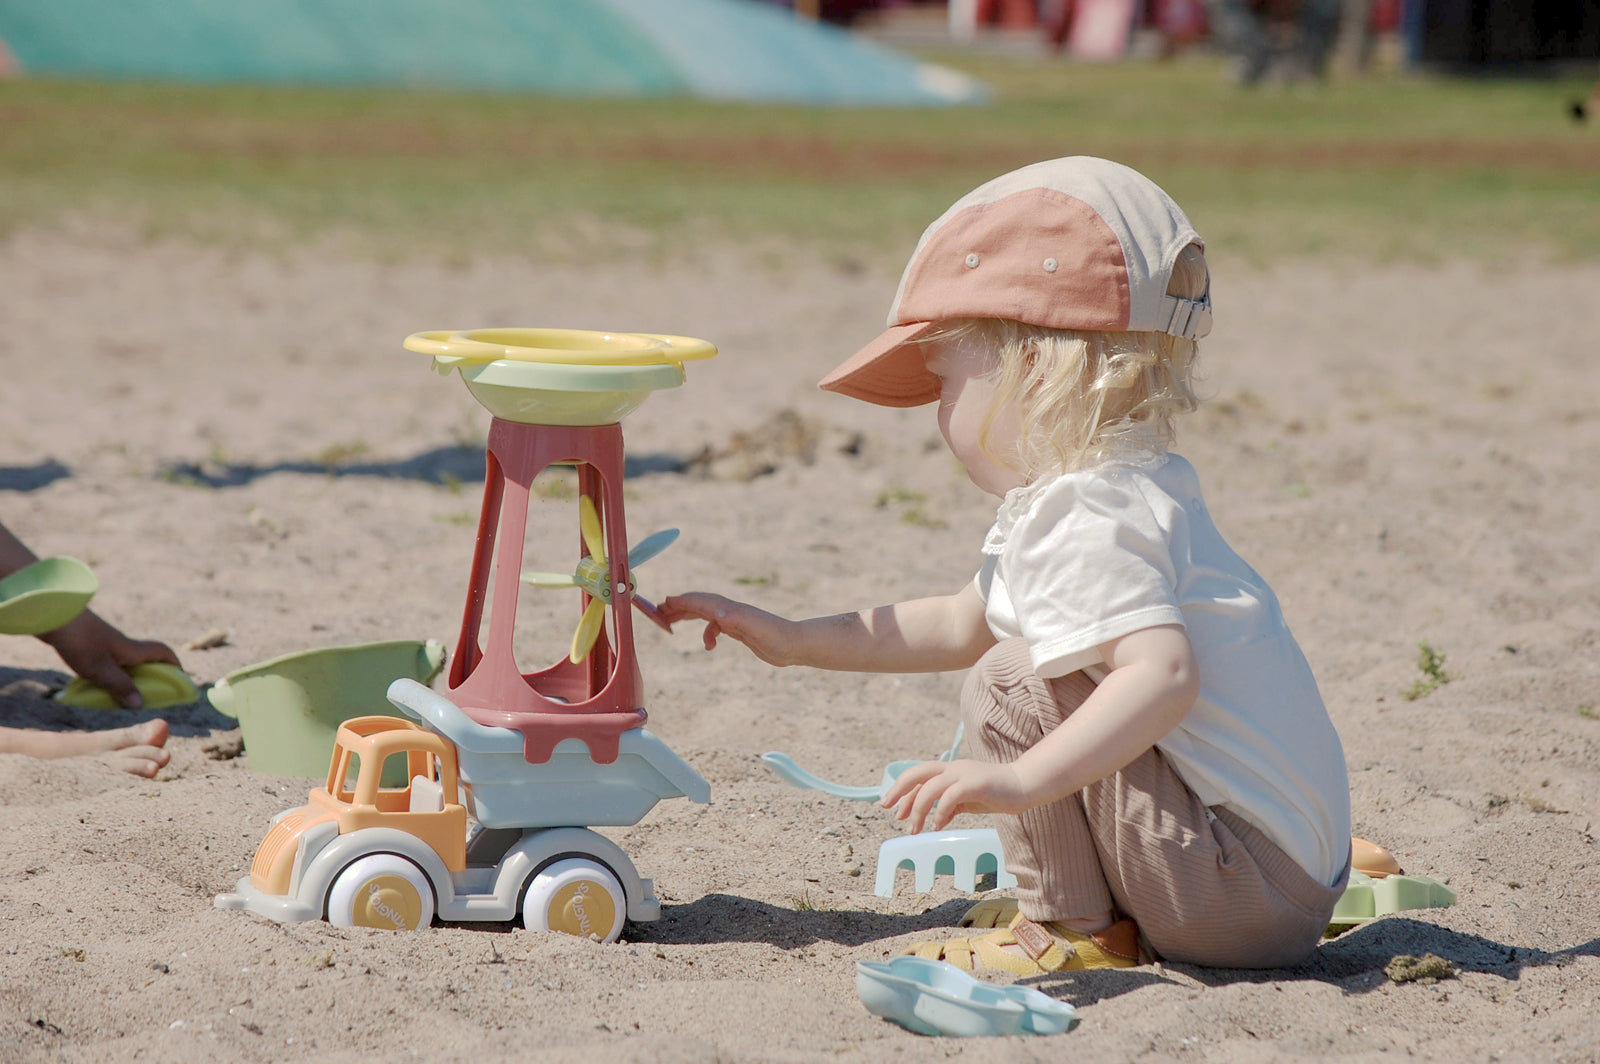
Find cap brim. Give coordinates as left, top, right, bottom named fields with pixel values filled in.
left=818, top=321, right=941, bottom=408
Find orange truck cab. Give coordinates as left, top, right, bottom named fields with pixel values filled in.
left=247, top=717, right=468, bottom=899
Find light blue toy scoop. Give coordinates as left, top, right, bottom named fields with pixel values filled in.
left=760, top=724, right=963, bottom=802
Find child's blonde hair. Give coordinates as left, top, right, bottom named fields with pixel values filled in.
left=940, top=242, right=1208, bottom=481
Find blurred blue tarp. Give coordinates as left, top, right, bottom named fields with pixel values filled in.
left=0, top=0, right=988, bottom=106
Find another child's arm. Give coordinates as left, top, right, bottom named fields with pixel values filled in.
left=660, top=581, right=996, bottom=674
left=39, top=611, right=180, bottom=709
left=1, top=520, right=180, bottom=709
left=881, top=623, right=1199, bottom=832
left=0, top=521, right=38, bottom=577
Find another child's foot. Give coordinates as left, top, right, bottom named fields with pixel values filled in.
left=100, top=719, right=171, bottom=777
left=101, top=743, right=170, bottom=778
left=0, top=718, right=171, bottom=775
left=901, top=911, right=1141, bottom=975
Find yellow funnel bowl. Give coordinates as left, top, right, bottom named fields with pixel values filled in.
left=404, top=328, right=716, bottom=368
left=405, top=328, right=717, bottom=426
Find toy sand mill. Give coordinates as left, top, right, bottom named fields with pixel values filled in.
left=217, top=328, right=716, bottom=942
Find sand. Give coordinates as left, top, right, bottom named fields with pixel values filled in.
left=2, top=223, right=1598, bottom=1063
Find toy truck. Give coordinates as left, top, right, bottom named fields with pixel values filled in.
left=215, top=679, right=709, bottom=943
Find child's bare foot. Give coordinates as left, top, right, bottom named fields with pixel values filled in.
left=101, top=742, right=171, bottom=778
left=0, top=718, right=171, bottom=776
left=103, top=717, right=169, bottom=752
left=97, top=719, right=171, bottom=776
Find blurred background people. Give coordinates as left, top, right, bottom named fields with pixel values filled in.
left=1206, top=0, right=1342, bottom=83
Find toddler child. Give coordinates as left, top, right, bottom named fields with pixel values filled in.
left=663, top=157, right=1350, bottom=972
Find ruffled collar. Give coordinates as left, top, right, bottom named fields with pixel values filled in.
left=982, top=477, right=1055, bottom=554
left=981, top=447, right=1172, bottom=555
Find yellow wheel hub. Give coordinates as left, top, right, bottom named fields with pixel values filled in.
left=545, top=878, right=618, bottom=941
left=352, top=873, right=424, bottom=931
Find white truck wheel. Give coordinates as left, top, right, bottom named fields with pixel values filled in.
left=326, top=854, right=435, bottom=931
left=523, top=857, right=626, bottom=943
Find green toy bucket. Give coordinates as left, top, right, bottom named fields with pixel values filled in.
left=208, top=639, right=446, bottom=779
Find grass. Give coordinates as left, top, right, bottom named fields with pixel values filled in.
left=311, top=439, right=370, bottom=467
left=875, top=486, right=948, bottom=529
left=788, top=889, right=829, bottom=912
left=1402, top=640, right=1452, bottom=702
left=2, top=54, right=1598, bottom=263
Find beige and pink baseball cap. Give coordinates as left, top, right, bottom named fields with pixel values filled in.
left=819, top=156, right=1212, bottom=408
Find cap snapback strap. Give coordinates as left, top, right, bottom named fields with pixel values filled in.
left=1160, top=295, right=1212, bottom=340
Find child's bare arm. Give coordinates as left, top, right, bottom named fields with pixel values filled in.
left=883, top=624, right=1199, bottom=831
left=660, top=581, right=995, bottom=674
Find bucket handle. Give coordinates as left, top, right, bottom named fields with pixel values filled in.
left=207, top=676, right=236, bottom=718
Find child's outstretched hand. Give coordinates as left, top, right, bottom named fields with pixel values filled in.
left=41, top=610, right=181, bottom=710
left=881, top=758, right=1030, bottom=834
left=659, top=593, right=801, bottom=667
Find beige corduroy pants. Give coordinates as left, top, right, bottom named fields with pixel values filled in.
left=963, top=638, right=1347, bottom=968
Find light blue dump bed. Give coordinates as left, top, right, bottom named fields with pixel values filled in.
left=386, top=679, right=709, bottom=829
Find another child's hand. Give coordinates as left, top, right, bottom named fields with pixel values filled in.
left=659, top=593, right=801, bottom=667
left=881, top=758, right=1029, bottom=834
left=40, top=610, right=181, bottom=710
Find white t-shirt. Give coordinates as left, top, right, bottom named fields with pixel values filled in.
left=975, top=453, right=1350, bottom=886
